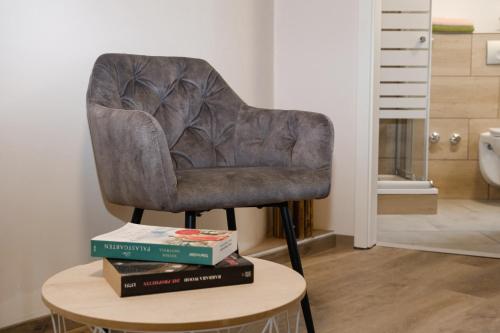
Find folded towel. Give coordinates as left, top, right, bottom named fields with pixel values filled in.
left=432, top=17, right=474, bottom=33
left=433, top=24, right=475, bottom=33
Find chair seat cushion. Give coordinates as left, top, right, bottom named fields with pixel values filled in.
left=172, top=166, right=331, bottom=212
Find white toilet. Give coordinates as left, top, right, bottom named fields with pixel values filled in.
left=479, top=128, right=500, bottom=186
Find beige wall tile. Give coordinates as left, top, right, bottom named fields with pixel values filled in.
left=469, top=119, right=500, bottom=160
left=489, top=186, right=500, bottom=200
left=429, top=160, right=489, bottom=199
left=432, top=34, right=472, bottom=76
left=429, top=119, right=469, bottom=160
left=379, top=158, right=395, bottom=175
left=472, top=34, right=500, bottom=76
left=379, top=120, right=397, bottom=159
left=430, top=76, right=499, bottom=118
left=378, top=194, right=437, bottom=215
left=411, top=119, right=426, bottom=180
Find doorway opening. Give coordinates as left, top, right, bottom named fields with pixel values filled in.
left=375, top=0, right=500, bottom=257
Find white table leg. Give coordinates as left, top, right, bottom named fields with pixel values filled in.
left=50, top=311, right=68, bottom=333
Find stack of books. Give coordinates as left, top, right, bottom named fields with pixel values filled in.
left=91, top=223, right=254, bottom=297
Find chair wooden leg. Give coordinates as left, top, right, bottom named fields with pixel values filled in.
left=131, top=208, right=144, bottom=224
left=279, top=204, right=315, bottom=333
left=185, top=211, right=197, bottom=229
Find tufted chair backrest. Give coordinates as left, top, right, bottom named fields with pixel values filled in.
left=87, top=54, right=245, bottom=169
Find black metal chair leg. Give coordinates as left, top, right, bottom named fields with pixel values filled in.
left=185, top=211, right=197, bottom=229
left=225, top=208, right=237, bottom=231
left=131, top=208, right=144, bottom=224
left=225, top=208, right=239, bottom=254
left=280, top=204, right=315, bottom=333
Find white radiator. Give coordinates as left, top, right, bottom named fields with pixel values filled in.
left=379, top=0, right=432, bottom=120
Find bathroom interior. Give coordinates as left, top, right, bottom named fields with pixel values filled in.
left=377, top=0, right=500, bottom=257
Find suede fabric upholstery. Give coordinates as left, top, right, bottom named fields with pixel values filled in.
left=87, top=54, right=334, bottom=212
left=174, top=167, right=331, bottom=212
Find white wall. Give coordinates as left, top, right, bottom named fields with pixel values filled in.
left=433, top=0, right=500, bottom=33
left=0, top=0, right=273, bottom=328
left=274, top=0, right=359, bottom=235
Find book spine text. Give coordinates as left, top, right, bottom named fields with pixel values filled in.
left=91, top=240, right=212, bottom=265
left=120, top=266, right=254, bottom=297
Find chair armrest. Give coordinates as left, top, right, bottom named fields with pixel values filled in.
left=87, top=103, right=177, bottom=211
left=235, top=106, right=334, bottom=170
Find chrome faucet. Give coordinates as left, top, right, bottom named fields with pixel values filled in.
left=449, top=133, right=462, bottom=145
left=429, top=132, right=440, bottom=144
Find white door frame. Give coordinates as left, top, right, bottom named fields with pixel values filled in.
left=353, top=0, right=381, bottom=249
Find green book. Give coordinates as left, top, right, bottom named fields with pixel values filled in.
left=91, top=223, right=237, bottom=266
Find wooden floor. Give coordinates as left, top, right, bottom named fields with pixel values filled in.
left=5, top=238, right=500, bottom=333
left=296, top=237, right=500, bottom=333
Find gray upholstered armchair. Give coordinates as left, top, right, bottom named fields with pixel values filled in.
left=87, top=54, right=333, bottom=332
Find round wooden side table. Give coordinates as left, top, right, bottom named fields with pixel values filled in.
left=42, top=257, right=306, bottom=333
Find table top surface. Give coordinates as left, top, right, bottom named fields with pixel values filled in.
left=41, top=257, right=305, bottom=331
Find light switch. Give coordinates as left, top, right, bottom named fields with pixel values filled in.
left=487, top=41, right=500, bottom=65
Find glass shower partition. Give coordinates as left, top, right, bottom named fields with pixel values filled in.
left=379, top=119, right=427, bottom=181
left=378, top=0, right=437, bottom=194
